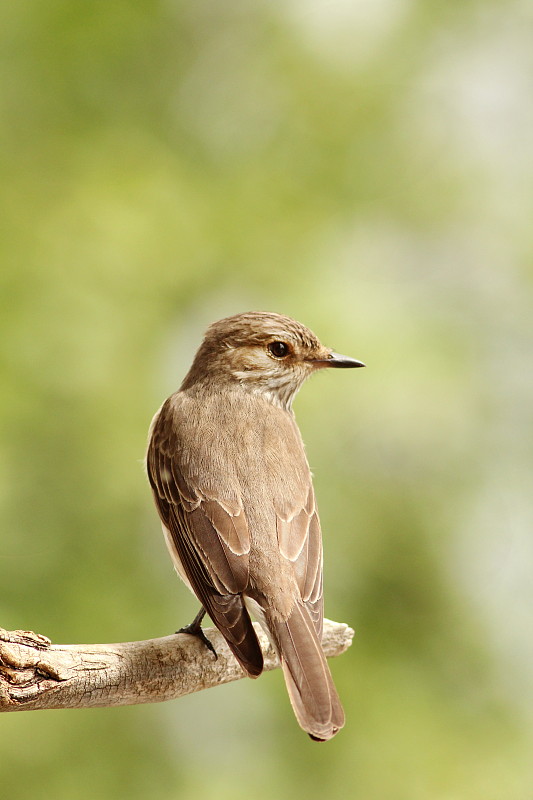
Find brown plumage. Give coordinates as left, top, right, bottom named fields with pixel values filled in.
left=146, top=311, right=364, bottom=741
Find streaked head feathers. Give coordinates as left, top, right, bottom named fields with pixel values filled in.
left=181, top=311, right=364, bottom=409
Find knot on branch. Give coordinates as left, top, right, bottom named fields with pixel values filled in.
left=0, top=628, right=62, bottom=706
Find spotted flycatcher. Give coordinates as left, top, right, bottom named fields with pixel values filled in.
left=147, top=311, right=364, bottom=740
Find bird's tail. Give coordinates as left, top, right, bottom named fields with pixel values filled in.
left=268, top=601, right=345, bottom=741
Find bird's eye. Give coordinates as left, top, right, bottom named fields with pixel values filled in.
left=268, top=341, right=290, bottom=359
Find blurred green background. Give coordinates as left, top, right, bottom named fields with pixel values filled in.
left=1, top=1, right=532, bottom=798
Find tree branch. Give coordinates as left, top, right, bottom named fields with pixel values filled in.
left=0, top=619, right=353, bottom=713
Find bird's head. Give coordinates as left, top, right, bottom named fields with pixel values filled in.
left=181, top=311, right=365, bottom=409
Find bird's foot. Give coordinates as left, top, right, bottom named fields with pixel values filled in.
left=176, top=610, right=217, bottom=659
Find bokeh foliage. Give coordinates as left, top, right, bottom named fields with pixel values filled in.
left=1, top=2, right=532, bottom=798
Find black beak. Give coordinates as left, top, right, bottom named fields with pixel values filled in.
left=313, top=352, right=366, bottom=369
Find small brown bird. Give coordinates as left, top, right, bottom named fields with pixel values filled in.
left=146, top=311, right=364, bottom=740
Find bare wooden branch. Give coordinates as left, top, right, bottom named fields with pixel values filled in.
left=0, top=619, right=353, bottom=713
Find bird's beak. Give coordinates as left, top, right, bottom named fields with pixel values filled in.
left=312, top=352, right=366, bottom=369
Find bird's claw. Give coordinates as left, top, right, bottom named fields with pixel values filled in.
left=177, top=622, right=218, bottom=659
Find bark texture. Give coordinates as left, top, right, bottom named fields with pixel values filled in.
left=0, top=619, right=353, bottom=713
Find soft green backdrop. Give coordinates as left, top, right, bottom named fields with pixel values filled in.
left=1, top=2, right=532, bottom=798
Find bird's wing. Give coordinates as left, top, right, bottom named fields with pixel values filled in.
left=147, top=399, right=263, bottom=677
left=275, top=484, right=324, bottom=638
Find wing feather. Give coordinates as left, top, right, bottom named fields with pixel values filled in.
left=202, top=500, right=250, bottom=556
left=276, top=485, right=324, bottom=638
left=147, top=398, right=262, bottom=677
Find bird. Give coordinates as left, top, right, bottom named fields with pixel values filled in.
left=146, top=311, right=364, bottom=741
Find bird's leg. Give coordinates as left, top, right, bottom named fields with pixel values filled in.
left=177, top=607, right=217, bottom=659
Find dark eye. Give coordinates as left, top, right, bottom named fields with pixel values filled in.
left=268, top=341, right=290, bottom=359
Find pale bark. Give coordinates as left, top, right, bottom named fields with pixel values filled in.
left=0, top=619, right=353, bottom=713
